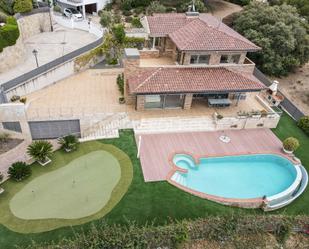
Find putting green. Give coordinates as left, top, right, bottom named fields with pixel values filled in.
left=10, top=151, right=121, bottom=220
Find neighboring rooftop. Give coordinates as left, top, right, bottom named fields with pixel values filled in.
left=128, top=67, right=265, bottom=94
left=145, top=13, right=260, bottom=51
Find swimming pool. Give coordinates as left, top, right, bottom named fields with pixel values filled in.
left=170, top=154, right=304, bottom=208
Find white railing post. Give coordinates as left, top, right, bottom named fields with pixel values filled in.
left=137, top=135, right=142, bottom=158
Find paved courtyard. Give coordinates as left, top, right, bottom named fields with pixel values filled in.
left=25, top=68, right=126, bottom=120
left=0, top=26, right=97, bottom=84
left=137, top=129, right=289, bottom=182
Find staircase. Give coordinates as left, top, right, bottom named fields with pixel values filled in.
left=79, top=113, right=132, bottom=142
left=134, top=116, right=216, bottom=134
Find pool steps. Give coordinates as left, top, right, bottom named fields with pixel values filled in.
left=171, top=172, right=187, bottom=187
left=265, top=165, right=308, bottom=211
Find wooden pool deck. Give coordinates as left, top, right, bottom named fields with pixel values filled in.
left=137, top=129, right=290, bottom=182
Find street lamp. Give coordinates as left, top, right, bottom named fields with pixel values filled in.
left=32, top=49, right=39, bottom=68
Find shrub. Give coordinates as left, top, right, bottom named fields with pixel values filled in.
left=117, top=73, right=124, bottom=95
left=27, top=140, right=53, bottom=163
left=100, top=10, right=112, bottom=28
left=58, top=134, right=79, bottom=152
left=13, top=0, right=33, bottom=13
left=104, top=2, right=113, bottom=11
left=112, top=24, right=125, bottom=44
left=0, top=16, right=19, bottom=52
left=283, top=137, right=299, bottom=152
left=8, top=161, right=31, bottom=181
left=134, top=6, right=144, bottom=15
left=121, top=0, right=133, bottom=11
left=122, top=9, right=132, bottom=16
left=0, top=0, right=14, bottom=15
left=131, top=17, right=142, bottom=28
left=147, top=1, right=166, bottom=14
left=0, top=132, right=10, bottom=142
left=124, top=36, right=144, bottom=49
left=53, top=5, right=61, bottom=13
left=297, top=116, right=309, bottom=135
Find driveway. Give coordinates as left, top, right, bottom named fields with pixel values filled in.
left=0, top=25, right=97, bottom=84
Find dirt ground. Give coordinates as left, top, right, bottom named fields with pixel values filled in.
left=273, top=63, right=309, bottom=115
left=208, top=0, right=242, bottom=19
left=0, top=138, right=23, bottom=155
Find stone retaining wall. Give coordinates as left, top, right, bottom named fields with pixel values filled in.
left=0, top=12, right=52, bottom=73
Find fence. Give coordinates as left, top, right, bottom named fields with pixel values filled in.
left=253, top=67, right=305, bottom=121
left=1, top=37, right=103, bottom=93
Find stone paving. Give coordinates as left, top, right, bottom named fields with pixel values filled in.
left=25, top=68, right=126, bottom=120
left=0, top=25, right=97, bottom=84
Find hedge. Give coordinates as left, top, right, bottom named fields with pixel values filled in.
left=13, top=0, right=33, bottom=13
left=24, top=215, right=309, bottom=249
left=0, top=16, right=19, bottom=52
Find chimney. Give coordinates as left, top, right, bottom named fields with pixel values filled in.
left=186, top=0, right=199, bottom=18
left=269, top=80, right=279, bottom=96
left=123, top=48, right=140, bottom=105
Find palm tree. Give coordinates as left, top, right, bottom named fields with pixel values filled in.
left=27, top=140, right=53, bottom=165
left=58, top=134, right=79, bottom=152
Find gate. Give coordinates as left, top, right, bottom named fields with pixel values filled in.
left=28, top=120, right=81, bottom=140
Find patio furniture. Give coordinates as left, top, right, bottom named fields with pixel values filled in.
left=208, top=98, right=231, bottom=107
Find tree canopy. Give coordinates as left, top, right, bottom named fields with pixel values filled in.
left=233, top=2, right=309, bottom=76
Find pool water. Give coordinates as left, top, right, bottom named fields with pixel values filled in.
left=172, top=154, right=297, bottom=199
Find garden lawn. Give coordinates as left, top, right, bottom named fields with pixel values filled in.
left=271, top=113, right=309, bottom=215
left=0, top=114, right=308, bottom=248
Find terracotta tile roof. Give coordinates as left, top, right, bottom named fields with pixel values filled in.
left=146, top=13, right=193, bottom=37
left=146, top=13, right=260, bottom=51
left=128, top=67, right=265, bottom=94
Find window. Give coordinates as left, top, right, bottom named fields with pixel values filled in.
left=220, top=54, right=241, bottom=64
left=231, top=54, right=241, bottom=64
left=190, top=55, right=198, bottom=64
left=220, top=55, right=229, bottom=63
left=145, top=95, right=163, bottom=109
left=190, top=54, right=210, bottom=64
left=198, top=55, right=210, bottom=64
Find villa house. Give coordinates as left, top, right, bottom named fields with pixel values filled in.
left=123, top=12, right=270, bottom=114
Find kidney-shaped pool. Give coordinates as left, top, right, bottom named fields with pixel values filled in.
left=170, top=154, right=301, bottom=202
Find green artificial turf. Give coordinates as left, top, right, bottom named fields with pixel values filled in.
left=10, top=151, right=121, bottom=220
left=0, top=116, right=308, bottom=248
left=0, top=142, right=133, bottom=234
left=271, top=113, right=309, bottom=215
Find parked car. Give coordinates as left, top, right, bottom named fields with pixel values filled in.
left=63, top=8, right=83, bottom=21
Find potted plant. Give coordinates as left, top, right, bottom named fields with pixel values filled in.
left=282, top=137, right=299, bottom=154
left=250, top=110, right=261, bottom=118
left=27, top=140, right=53, bottom=166
left=237, top=111, right=248, bottom=119
left=119, top=97, right=125, bottom=104
left=58, top=134, right=79, bottom=152
left=8, top=162, right=31, bottom=181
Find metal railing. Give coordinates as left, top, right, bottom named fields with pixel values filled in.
left=253, top=67, right=305, bottom=121
left=2, top=37, right=103, bottom=92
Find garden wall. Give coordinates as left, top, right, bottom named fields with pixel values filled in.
left=0, top=103, right=31, bottom=141
left=0, top=11, right=52, bottom=73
